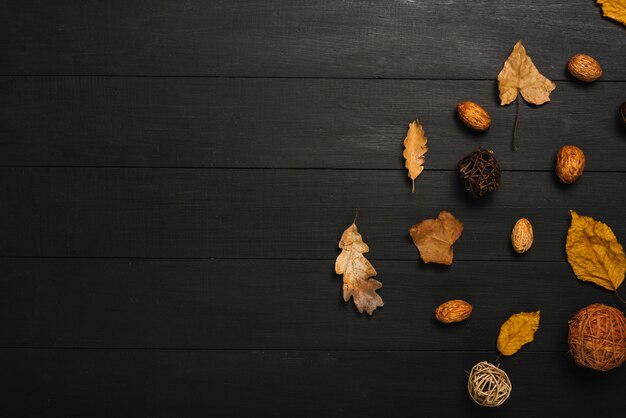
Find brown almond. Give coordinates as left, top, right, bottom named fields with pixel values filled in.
left=511, top=218, right=533, bottom=254
left=556, top=145, right=585, bottom=184
left=568, top=54, right=602, bottom=82
left=456, top=101, right=491, bottom=132
left=435, top=299, right=472, bottom=323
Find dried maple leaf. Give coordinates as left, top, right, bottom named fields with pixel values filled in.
left=497, top=311, right=540, bottom=356
left=566, top=210, right=626, bottom=292
left=409, top=211, right=463, bottom=265
left=335, top=220, right=383, bottom=315
left=402, top=119, right=428, bottom=193
left=497, top=41, right=556, bottom=150
left=597, top=0, right=626, bottom=26
left=498, top=41, right=555, bottom=106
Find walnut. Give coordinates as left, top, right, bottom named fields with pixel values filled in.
left=456, top=101, right=491, bottom=131
left=556, top=145, right=585, bottom=184
left=567, top=54, right=602, bottom=82
left=511, top=218, right=533, bottom=254
left=435, top=300, right=472, bottom=323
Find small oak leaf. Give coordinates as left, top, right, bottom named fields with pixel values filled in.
left=566, top=210, right=626, bottom=291
left=497, top=311, right=540, bottom=356
left=335, top=221, right=383, bottom=315
left=402, top=119, right=428, bottom=193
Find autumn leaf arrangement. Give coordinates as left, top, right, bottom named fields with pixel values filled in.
left=334, top=35, right=626, bottom=407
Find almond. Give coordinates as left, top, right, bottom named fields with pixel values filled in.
left=435, top=299, right=472, bottom=323
left=556, top=145, right=585, bottom=184
left=456, top=101, right=491, bottom=132
left=511, top=218, right=533, bottom=254
left=568, top=54, right=602, bottom=82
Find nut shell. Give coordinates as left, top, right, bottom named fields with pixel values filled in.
left=511, top=218, right=533, bottom=254
left=568, top=54, right=602, bottom=82
left=556, top=145, right=585, bottom=184
left=456, top=101, right=491, bottom=131
left=435, top=299, right=472, bottom=323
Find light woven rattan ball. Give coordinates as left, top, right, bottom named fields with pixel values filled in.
left=568, top=303, right=626, bottom=371
left=467, top=361, right=512, bottom=407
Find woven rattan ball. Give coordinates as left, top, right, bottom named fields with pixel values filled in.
left=467, top=361, right=512, bottom=407
left=458, top=148, right=501, bottom=198
left=568, top=303, right=626, bottom=371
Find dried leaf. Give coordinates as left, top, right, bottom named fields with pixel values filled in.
left=409, top=211, right=463, bottom=265
left=597, top=0, right=626, bottom=26
left=497, top=41, right=556, bottom=106
left=335, top=221, right=383, bottom=315
left=566, top=210, right=626, bottom=291
left=402, top=119, right=428, bottom=192
left=497, top=311, right=540, bottom=356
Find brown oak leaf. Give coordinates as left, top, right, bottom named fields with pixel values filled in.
left=335, top=221, right=383, bottom=315
left=402, top=119, right=428, bottom=193
left=409, top=211, right=464, bottom=265
left=497, top=40, right=556, bottom=106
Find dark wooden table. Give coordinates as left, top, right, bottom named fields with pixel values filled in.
left=1, top=1, right=625, bottom=416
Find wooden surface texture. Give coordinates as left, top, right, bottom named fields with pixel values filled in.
left=1, top=1, right=625, bottom=416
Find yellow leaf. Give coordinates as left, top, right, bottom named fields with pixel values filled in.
left=597, top=0, right=626, bottom=26
left=402, top=119, right=428, bottom=192
left=335, top=221, right=383, bottom=315
left=566, top=210, right=626, bottom=291
left=497, top=311, right=540, bottom=356
left=497, top=41, right=556, bottom=106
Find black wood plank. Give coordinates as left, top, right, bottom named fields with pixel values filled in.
left=0, top=258, right=619, bottom=351
left=2, top=77, right=625, bottom=170
left=0, top=168, right=623, bottom=260
left=2, top=1, right=626, bottom=80
left=2, top=348, right=623, bottom=417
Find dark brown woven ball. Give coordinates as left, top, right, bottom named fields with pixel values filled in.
left=568, top=303, right=626, bottom=371
left=458, top=148, right=501, bottom=198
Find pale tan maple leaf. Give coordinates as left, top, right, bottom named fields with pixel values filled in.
left=497, top=40, right=556, bottom=106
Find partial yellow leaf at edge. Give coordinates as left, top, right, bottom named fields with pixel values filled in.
left=402, top=119, right=428, bottom=192
left=597, top=0, right=626, bottom=26
left=497, top=311, right=540, bottom=356
left=566, top=210, right=626, bottom=291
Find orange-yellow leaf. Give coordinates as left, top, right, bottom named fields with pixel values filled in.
left=402, top=119, right=428, bottom=192
left=335, top=221, right=383, bottom=315
left=409, top=211, right=463, bottom=265
left=597, top=0, right=626, bottom=26
left=566, top=210, right=626, bottom=291
left=497, top=311, right=540, bottom=356
left=497, top=41, right=556, bottom=106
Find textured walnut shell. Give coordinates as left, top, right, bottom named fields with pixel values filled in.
left=568, top=54, right=602, bottom=82
left=556, top=145, right=585, bottom=184
left=435, top=299, right=472, bottom=323
left=620, top=102, right=626, bottom=127
left=456, top=101, right=491, bottom=131
left=511, top=218, right=533, bottom=254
